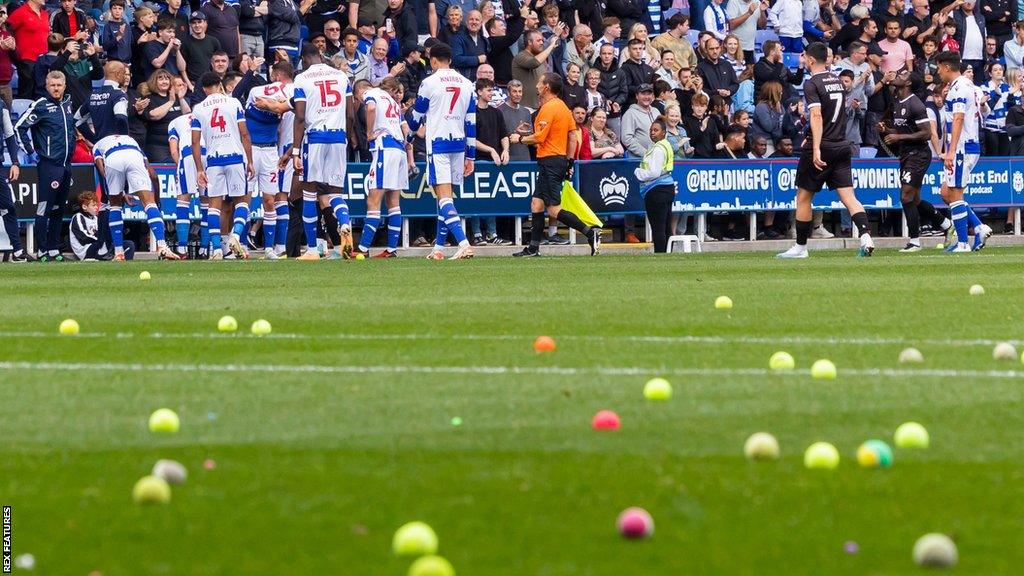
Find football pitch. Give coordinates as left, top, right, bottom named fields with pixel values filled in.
left=2, top=250, right=1024, bottom=575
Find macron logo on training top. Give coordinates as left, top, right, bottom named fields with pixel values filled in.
left=409, top=70, right=477, bottom=158
left=293, top=63, right=350, bottom=145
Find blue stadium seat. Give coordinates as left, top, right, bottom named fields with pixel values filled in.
left=754, top=29, right=779, bottom=53
left=686, top=29, right=700, bottom=46
left=782, top=52, right=801, bottom=69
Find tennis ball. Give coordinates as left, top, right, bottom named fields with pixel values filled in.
left=769, top=351, right=795, bottom=372
left=251, top=319, right=272, bottom=336
left=643, top=377, right=672, bottom=401
left=218, top=315, right=238, bottom=332
left=936, top=242, right=944, bottom=250
left=139, top=270, right=151, bottom=281
left=894, top=422, right=929, bottom=448
left=969, top=284, right=985, bottom=295
left=408, top=555, right=455, bottom=576
left=616, top=507, right=654, bottom=539
left=804, top=442, right=840, bottom=469
left=714, top=295, right=733, bottom=310
left=533, top=335, right=556, bottom=352
left=148, top=408, right=180, bottom=434
left=355, top=253, right=365, bottom=260
left=59, top=319, right=80, bottom=335
left=591, top=410, right=620, bottom=431
left=14, top=553, right=35, bottom=570
left=132, top=475, right=171, bottom=505
left=392, top=521, right=438, bottom=557
left=152, top=459, right=188, bottom=485
left=898, top=347, right=924, bottom=363
left=743, top=432, right=780, bottom=460
left=993, top=342, right=1017, bottom=361
left=811, top=359, right=837, bottom=380
left=913, top=533, right=958, bottom=568
left=856, top=439, right=893, bottom=469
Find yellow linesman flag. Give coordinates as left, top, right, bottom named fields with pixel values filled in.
left=560, top=181, right=603, bottom=228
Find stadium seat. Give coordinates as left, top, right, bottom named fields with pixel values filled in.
left=859, top=147, right=878, bottom=158
left=782, top=52, right=801, bottom=69
left=686, top=29, right=701, bottom=46
left=667, top=235, right=703, bottom=253
left=754, top=29, right=779, bottom=52
left=10, top=98, right=32, bottom=122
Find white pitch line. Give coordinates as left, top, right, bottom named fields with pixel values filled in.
left=0, top=330, right=1019, bottom=349
left=2, top=360, right=1024, bottom=380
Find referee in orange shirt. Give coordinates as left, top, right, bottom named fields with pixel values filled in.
left=509, top=73, right=602, bottom=257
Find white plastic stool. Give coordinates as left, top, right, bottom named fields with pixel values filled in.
left=667, top=235, right=703, bottom=253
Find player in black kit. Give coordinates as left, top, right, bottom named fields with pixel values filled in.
left=878, top=70, right=953, bottom=252
left=778, top=42, right=875, bottom=259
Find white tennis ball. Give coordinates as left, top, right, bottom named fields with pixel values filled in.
left=969, top=284, right=985, bottom=295
left=913, top=533, right=958, bottom=568
left=744, top=432, right=780, bottom=460
left=898, top=347, right=924, bottom=363
left=152, top=459, right=188, bottom=485
left=993, top=342, right=1017, bottom=361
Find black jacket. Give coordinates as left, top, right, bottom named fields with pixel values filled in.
left=604, top=0, right=644, bottom=39
left=1006, top=105, right=1024, bottom=155
left=49, top=7, right=88, bottom=39
left=396, top=58, right=429, bottom=95
left=15, top=94, right=76, bottom=163
left=384, top=2, right=419, bottom=59
left=267, top=0, right=302, bottom=49
left=620, top=58, right=654, bottom=106
left=239, top=0, right=266, bottom=36
left=575, top=0, right=604, bottom=37
left=682, top=114, right=720, bottom=159
left=982, top=0, right=1013, bottom=38
left=753, top=56, right=805, bottom=104
left=594, top=60, right=628, bottom=118
left=698, top=57, right=739, bottom=106
left=486, top=8, right=525, bottom=85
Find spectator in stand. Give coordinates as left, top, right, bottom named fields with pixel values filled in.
left=0, top=9, right=14, bottom=108
left=355, top=19, right=377, bottom=54
left=982, top=62, right=1010, bottom=156
left=940, top=20, right=959, bottom=53
left=384, top=0, right=418, bottom=57
left=916, top=35, right=940, bottom=97
left=143, top=69, right=189, bottom=161
left=470, top=77, right=511, bottom=245
left=1006, top=83, right=1024, bottom=155
left=983, top=36, right=1005, bottom=77
left=323, top=20, right=344, bottom=56
left=512, top=29, right=560, bottom=110
left=674, top=65, right=705, bottom=115
left=725, top=0, right=763, bottom=62
left=438, top=5, right=463, bottom=46
left=864, top=60, right=894, bottom=152
left=621, top=82, right=656, bottom=156
left=239, top=0, right=269, bottom=58
left=309, top=31, right=328, bottom=54
left=651, top=13, right=696, bottom=73
left=144, top=20, right=187, bottom=82
left=605, top=0, right=644, bottom=40
left=486, top=2, right=526, bottom=85
left=983, top=0, right=1013, bottom=52
left=563, top=24, right=594, bottom=77
left=587, top=107, right=624, bottom=157
left=683, top=92, right=719, bottom=158
left=953, top=0, right=986, bottom=78
left=1005, top=22, right=1024, bottom=70
left=452, top=9, right=486, bottom=79
left=538, top=4, right=568, bottom=71
left=562, top=62, right=585, bottom=109
left=349, top=0, right=388, bottom=33
left=752, top=40, right=803, bottom=103
left=165, top=0, right=191, bottom=39
left=829, top=3, right=868, bottom=51
left=336, top=27, right=371, bottom=82
left=835, top=41, right=874, bottom=127
left=33, top=33, right=65, bottom=99
left=697, top=36, right=738, bottom=107
left=732, top=65, right=754, bottom=111
left=49, top=37, right=101, bottom=109
left=903, top=0, right=938, bottom=58
left=621, top=38, right=655, bottom=107
left=593, top=16, right=621, bottom=59
left=878, top=18, right=914, bottom=73
left=348, top=77, right=371, bottom=162
left=715, top=123, right=745, bottom=158
left=9, top=0, right=50, bottom=99
left=722, top=33, right=746, bottom=77
left=580, top=69, right=605, bottom=112
left=50, top=0, right=87, bottom=42
left=662, top=101, right=691, bottom=158
left=838, top=69, right=862, bottom=153
left=128, top=7, right=157, bottom=87
left=593, top=43, right=627, bottom=132
left=703, top=0, right=728, bottom=40
left=578, top=0, right=605, bottom=36
left=268, top=0, right=313, bottom=61
left=368, top=37, right=390, bottom=83
left=770, top=135, right=793, bottom=157
left=768, top=0, right=803, bottom=53
left=500, top=79, right=533, bottom=160
left=202, top=0, right=241, bottom=58
left=181, top=12, right=220, bottom=89
left=748, top=134, right=767, bottom=157
left=620, top=23, right=660, bottom=66
left=396, top=44, right=428, bottom=93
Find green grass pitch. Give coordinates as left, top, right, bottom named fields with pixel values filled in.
left=2, top=250, right=1024, bottom=575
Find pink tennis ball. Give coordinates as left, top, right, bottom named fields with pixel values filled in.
left=617, top=507, right=654, bottom=539
left=591, top=410, right=621, bottom=431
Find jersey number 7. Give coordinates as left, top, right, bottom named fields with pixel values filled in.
left=316, top=80, right=343, bottom=107
left=445, top=86, right=461, bottom=114
left=211, top=108, right=226, bottom=132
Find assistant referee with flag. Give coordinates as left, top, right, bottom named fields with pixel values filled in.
left=510, top=73, right=601, bottom=257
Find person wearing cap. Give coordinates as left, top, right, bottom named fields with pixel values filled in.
left=356, top=17, right=377, bottom=54
left=634, top=117, right=677, bottom=252
left=181, top=11, right=221, bottom=88
left=395, top=43, right=427, bottom=94
left=621, top=82, right=657, bottom=156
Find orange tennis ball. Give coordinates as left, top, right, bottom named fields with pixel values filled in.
left=533, top=335, right=556, bottom=352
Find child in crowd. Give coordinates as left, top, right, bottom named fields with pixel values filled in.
left=71, top=192, right=134, bottom=261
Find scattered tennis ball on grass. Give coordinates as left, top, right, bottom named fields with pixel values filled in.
left=743, top=432, right=780, bottom=460
left=355, top=253, right=365, bottom=260
left=811, top=359, right=837, bottom=380
left=14, top=553, right=35, bottom=570
left=714, top=295, right=733, bottom=310
left=251, top=319, right=272, bottom=336
left=152, top=459, right=188, bottom=484
left=392, top=521, right=438, bottom=557
left=139, top=271, right=151, bottom=281
left=643, top=378, right=672, bottom=401
left=913, top=533, right=958, bottom=568
left=899, top=347, right=924, bottom=363
left=993, top=342, right=1017, bottom=360
left=591, top=410, right=620, bottom=431
left=769, top=351, right=795, bottom=372
left=218, top=315, right=238, bottom=332
left=148, top=408, right=180, bottom=434
left=616, top=507, right=654, bottom=539
left=804, top=442, right=840, bottom=469
left=533, top=335, right=556, bottom=352
left=856, top=439, right=893, bottom=469
left=894, top=422, right=929, bottom=448
left=408, top=555, right=455, bottom=576
left=936, top=242, right=944, bottom=250
left=132, top=475, right=171, bottom=505
left=59, top=319, right=79, bottom=335
left=969, top=284, right=985, bottom=296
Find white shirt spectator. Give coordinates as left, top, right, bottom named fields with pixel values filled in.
left=768, top=0, right=803, bottom=38
left=962, top=15, right=984, bottom=60
left=727, top=0, right=761, bottom=52
left=703, top=0, right=730, bottom=40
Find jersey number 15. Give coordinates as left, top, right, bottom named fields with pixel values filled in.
left=316, top=80, right=343, bottom=107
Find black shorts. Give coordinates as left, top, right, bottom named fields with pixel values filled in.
left=534, top=156, right=568, bottom=206
left=795, top=143, right=853, bottom=193
left=899, top=147, right=932, bottom=189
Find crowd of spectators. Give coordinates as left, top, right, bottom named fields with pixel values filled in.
left=2, top=0, right=1023, bottom=245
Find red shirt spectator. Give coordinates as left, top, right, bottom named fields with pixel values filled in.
left=8, top=0, right=49, bottom=62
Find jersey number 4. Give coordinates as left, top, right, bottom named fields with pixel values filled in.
left=211, top=108, right=227, bottom=132
left=316, top=80, right=343, bottom=107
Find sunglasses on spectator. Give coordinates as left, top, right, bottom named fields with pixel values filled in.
left=326, top=27, right=340, bottom=31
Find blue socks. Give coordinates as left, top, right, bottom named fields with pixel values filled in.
left=200, top=205, right=209, bottom=251
left=144, top=203, right=166, bottom=245
left=433, top=215, right=448, bottom=250
left=950, top=201, right=969, bottom=247
left=329, top=195, right=350, bottom=227
left=109, top=206, right=124, bottom=253
left=359, top=210, right=380, bottom=251
left=302, top=191, right=318, bottom=249
left=386, top=207, right=401, bottom=251
left=232, top=202, right=249, bottom=238
left=207, top=207, right=222, bottom=251
left=439, top=198, right=468, bottom=247
left=175, top=200, right=190, bottom=247
left=274, top=201, right=288, bottom=252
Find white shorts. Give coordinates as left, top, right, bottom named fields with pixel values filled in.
left=302, top=141, right=347, bottom=187
left=943, top=151, right=978, bottom=189
left=427, top=152, right=465, bottom=187
left=104, top=148, right=151, bottom=196
left=177, top=156, right=201, bottom=197
left=368, top=148, right=409, bottom=191
left=204, top=163, right=249, bottom=198
left=250, top=145, right=281, bottom=196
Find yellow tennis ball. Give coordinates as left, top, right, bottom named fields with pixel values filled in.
left=811, top=359, right=837, bottom=380
left=148, top=408, right=180, bottom=434
left=392, top=521, right=439, bottom=557
left=935, top=242, right=944, bottom=250
left=969, top=284, right=985, bottom=296
left=59, top=319, right=80, bottom=335
left=218, top=315, right=238, bottom=332
left=894, top=422, right=929, bottom=448
left=643, top=378, right=672, bottom=401
left=804, top=442, right=840, bottom=469
left=132, top=475, right=171, bottom=505
left=769, top=351, right=795, bottom=372
left=408, top=555, right=455, bottom=576
left=714, top=295, right=733, bottom=310
left=355, top=253, right=366, bottom=260
left=139, top=271, right=151, bottom=281
left=251, top=319, right=272, bottom=336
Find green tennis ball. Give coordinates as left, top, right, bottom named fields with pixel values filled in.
left=714, top=295, right=733, bottom=310
left=408, top=555, right=455, bottom=576
left=643, top=377, right=672, bottom=400
left=392, top=521, right=438, bottom=557
left=769, top=351, right=795, bottom=372
left=856, top=439, right=893, bottom=469
left=148, top=408, right=180, bottom=433
left=218, top=315, right=238, bottom=332
left=132, top=475, right=171, bottom=505
left=811, top=359, right=837, bottom=380
left=804, top=442, right=840, bottom=469
left=894, top=422, right=929, bottom=448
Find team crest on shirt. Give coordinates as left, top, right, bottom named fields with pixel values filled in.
left=51, top=180, right=59, bottom=189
